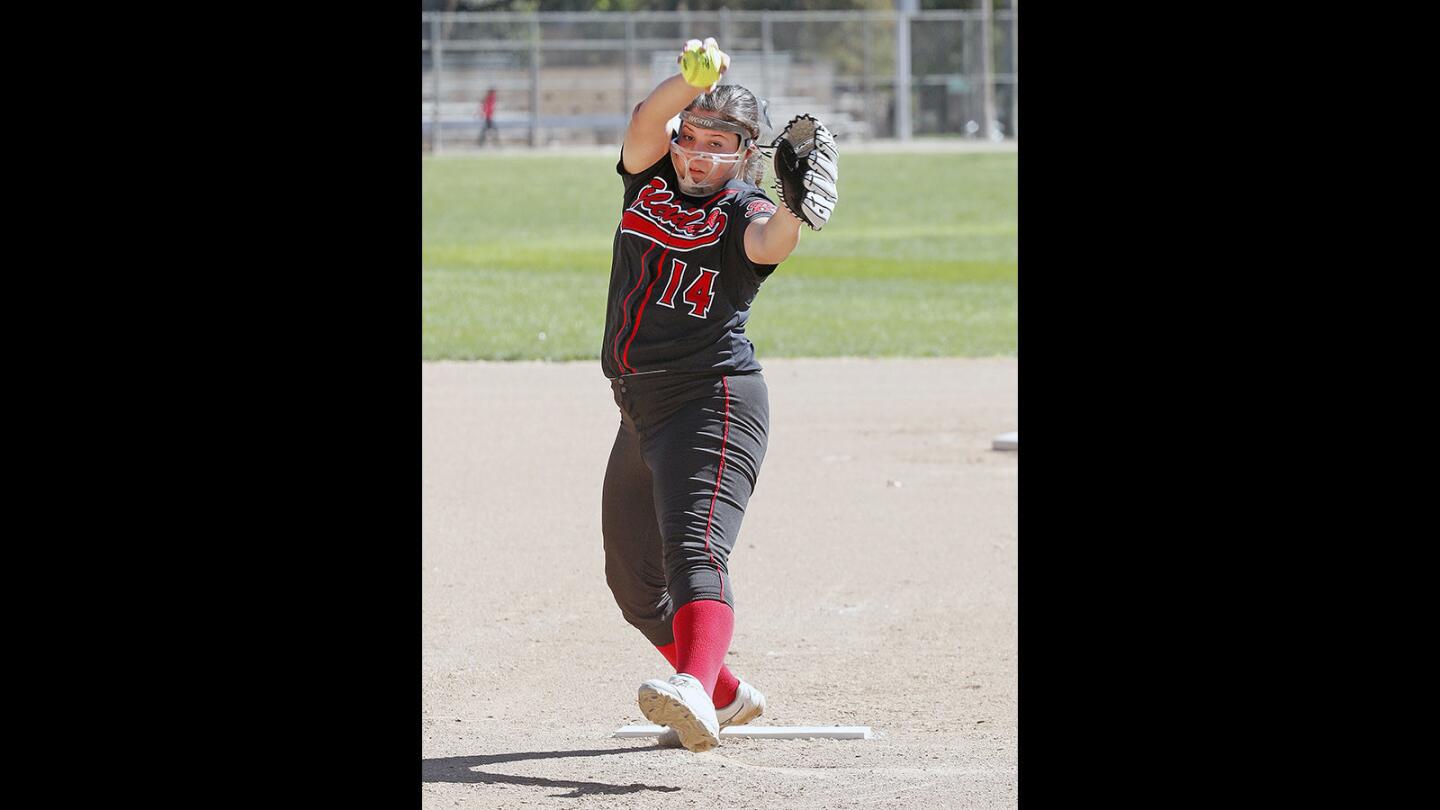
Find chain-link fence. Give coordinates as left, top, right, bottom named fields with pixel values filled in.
left=422, top=7, right=1015, bottom=152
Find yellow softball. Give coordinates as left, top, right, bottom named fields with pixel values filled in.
left=680, top=40, right=723, bottom=88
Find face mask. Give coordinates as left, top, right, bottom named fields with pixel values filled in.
left=669, top=137, right=748, bottom=196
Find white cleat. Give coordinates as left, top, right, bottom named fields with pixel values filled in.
left=716, top=680, right=767, bottom=727
left=638, top=673, right=720, bottom=752
left=656, top=680, right=766, bottom=748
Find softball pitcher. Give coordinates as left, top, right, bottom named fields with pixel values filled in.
left=600, top=38, right=839, bottom=752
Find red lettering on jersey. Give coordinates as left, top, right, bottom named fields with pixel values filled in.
left=682, top=266, right=720, bottom=319
left=623, top=178, right=731, bottom=251
left=744, top=199, right=777, bottom=219
left=657, top=258, right=686, bottom=308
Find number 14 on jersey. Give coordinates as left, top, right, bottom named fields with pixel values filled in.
left=655, top=258, right=718, bottom=319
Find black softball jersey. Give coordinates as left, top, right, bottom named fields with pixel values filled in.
left=600, top=150, right=780, bottom=379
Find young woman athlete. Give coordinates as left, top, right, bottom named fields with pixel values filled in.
left=600, top=38, right=833, bottom=752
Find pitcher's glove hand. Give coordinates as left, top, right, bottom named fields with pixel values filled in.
left=770, top=114, right=838, bottom=231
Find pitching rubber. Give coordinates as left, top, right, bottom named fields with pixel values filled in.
left=637, top=680, right=720, bottom=752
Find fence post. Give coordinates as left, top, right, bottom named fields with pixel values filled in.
left=431, top=16, right=443, bottom=154
left=529, top=15, right=541, bottom=147
left=624, top=14, right=635, bottom=120
left=982, top=0, right=996, bottom=139
left=895, top=0, right=915, bottom=140
left=1011, top=0, right=1019, bottom=139
left=862, top=13, right=872, bottom=138
left=761, top=13, right=773, bottom=103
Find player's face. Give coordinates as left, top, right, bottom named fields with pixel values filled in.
left=671, top=123, right=746, bottom=188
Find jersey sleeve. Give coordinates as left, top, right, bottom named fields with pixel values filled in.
left=617, top=149, right=671, bottom=199
left=725, top=187, right=782, bottom=280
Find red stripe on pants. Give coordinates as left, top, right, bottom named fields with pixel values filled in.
left=700, top=376, right=731, bottom=595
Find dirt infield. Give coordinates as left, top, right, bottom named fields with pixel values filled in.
left=422, top=357, right=1018, bottom=808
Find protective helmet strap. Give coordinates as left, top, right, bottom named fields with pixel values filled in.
left=679, top=110, right=757, bottom=148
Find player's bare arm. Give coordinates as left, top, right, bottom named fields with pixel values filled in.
left=622, top=39, right=730, bottom=174
left=743, top=205, right=803, bottom=265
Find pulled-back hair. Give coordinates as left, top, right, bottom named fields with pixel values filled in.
left=686, top=84, right=770, bottom=187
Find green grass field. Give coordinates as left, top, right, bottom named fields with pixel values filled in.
left=423, top=149, right=1016, bottom=361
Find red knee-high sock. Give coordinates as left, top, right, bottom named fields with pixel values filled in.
left=655, top=641, right=741, bottom=708
left=669, top=599, right=735, bottom=700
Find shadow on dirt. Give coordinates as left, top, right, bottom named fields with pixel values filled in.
left=422, top=746, right=682, bottom=798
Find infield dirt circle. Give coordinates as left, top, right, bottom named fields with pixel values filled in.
left=423, top=357, right=1018, bottom=808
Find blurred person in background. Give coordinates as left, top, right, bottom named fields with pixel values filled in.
left=477, top=87, right=497, bottom=146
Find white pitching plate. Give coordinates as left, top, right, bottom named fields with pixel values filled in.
left=614, top=724, right=873, bottom=740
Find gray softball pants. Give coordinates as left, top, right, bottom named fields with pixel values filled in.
left=602, top=370, right=769, bottom=647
